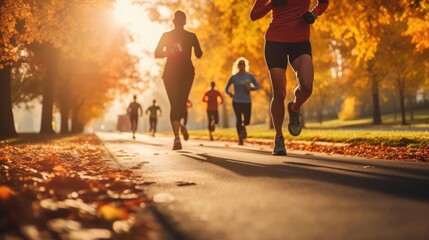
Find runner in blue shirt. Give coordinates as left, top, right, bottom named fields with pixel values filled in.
left=225, top=57, right=260, bottom=145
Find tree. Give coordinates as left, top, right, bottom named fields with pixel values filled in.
left=0, top=0, right=29, bottom=139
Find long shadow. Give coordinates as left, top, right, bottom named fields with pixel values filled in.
left=198, top=143, right=274, bottom=155
left=288, top=153, right=429, bottom=179
left=201, top=144, right=429, bottom=179
left=182, top=153, right=429, bottom=202
left=102, top=139, right=164, bottom=147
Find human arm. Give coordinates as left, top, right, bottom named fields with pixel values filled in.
left=193, top=34, right=203, bottom=59
left=303, top=0, right=329, bottom=24
left=202, top=92, right=208, bottom=102
left=154, top=33, right=168, bottom=58
left=250, top=0, right=272, bottom=21
left=225, top=77, right=234, bottom=97
left=249, top=75, right=260, bottom=91
left=218, top=91, right=224, bottom=104
left=139, top=105, right=143, bottom=116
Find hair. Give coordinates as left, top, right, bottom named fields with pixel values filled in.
left=133, top=95, right=137, bottom=100
left=232, top=57, right=249, bottom=75
left=173, top=10, right=186, bottom=27
left=210, top=81, right=215, bottom=87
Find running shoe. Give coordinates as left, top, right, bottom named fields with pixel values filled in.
left=172, top=138, right=182, bottom=150
left=181, top=125, right=189, bottom=141
left=287, top=102, right=302, bottom=136
left=272, top=136, right=287, bottom=156
left=240, top=126, right=247, bottom=139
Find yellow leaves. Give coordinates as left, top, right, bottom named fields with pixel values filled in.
left=0, top=185, right=14, bottom=200
left=405, top=15, right=429, bottom=52
left=53, top=165, right=67, bottom=173
left=98, top=204, right=129, bottom=221
left=0, top=155, right=10, bottom=161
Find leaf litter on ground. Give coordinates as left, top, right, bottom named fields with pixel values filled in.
left=0, top=134, right=159, bottom=239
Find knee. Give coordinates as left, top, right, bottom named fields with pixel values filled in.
left=273, top=89, right=286, bottom=101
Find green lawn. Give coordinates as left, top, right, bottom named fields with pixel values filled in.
left=189, top=125, right=428, bottom=148
left=189, top=109, right=429, bottom=148
left=305, top=108, right=429, bottom=128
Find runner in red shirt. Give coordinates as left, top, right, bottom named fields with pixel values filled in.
left=202, top=82, right=224, bottom=141
left=250, top=0, right=329, bottom=155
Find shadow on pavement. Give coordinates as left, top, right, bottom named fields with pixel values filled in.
left=183, top=153, right=429, bottom=202
left=102, top=139, right=164, bottom=147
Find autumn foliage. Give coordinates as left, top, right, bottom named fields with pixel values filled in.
left=0, top=134, right=159, bottom=238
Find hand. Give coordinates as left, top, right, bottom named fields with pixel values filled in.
left=271, top=0, right=288, bottom=8
left=303, top=11, right=317, bottom=24
left=228, top=92, right=234, bottom=97
left=246, top=85, right=252, bottom=91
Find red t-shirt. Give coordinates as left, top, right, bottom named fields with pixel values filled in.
left=203, top=89, right=224, bottom=111
left=250, top=0, right=329, bottom=43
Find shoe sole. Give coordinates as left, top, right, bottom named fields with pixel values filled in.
left=287, top=102, right=302, bottom=136
left=288, top=123, right=301, bottom=136
left=272, top=151, right=287, bottom=156
left=181, top=128, right=189, bottom=141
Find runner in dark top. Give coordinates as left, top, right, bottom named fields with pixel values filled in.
left=145, top=99, right=162, bottom=137
left=155, top=10, right=203, bottom=150
left=127, top=95, right=143, bottom=139
left=250, top=0, right=329, bottom=155
left=203, top=81, right=224, bottom=141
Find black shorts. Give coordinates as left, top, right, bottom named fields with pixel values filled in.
left=264, top=41, right=312, bottom=69
left=207, top=110, right=219, bottom=124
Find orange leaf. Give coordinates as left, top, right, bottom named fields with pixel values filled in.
left=98, top=204, right=129, bottom=221
left=0, top=185, right=13, bottom=200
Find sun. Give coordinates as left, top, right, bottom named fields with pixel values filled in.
left=113, top=0, right=168, bottom=70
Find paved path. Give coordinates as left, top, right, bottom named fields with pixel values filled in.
left=97, top=132, right=429, bottom=240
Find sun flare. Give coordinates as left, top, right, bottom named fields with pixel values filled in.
left=113, top=0, right=166, bottom=66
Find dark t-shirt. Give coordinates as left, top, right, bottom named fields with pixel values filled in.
left=156, top=29, right=202, bottom=79
left=128, top=102, right=141, bottom=117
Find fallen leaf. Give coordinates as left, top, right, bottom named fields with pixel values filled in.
left=176, top=181, right=196, bottom=187
left=0, top=185, right=13, bottom=200
left=98, top=204, right=129, bottom=221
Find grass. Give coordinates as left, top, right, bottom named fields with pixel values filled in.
left=305, top=108, right=429, bottom=128
left=189, top=124, right=429, bottom=148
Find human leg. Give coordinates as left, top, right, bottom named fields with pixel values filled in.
left=265, top=41, right=288, bottom=138
left=232, top=102, right=245, bottom=145
left=241, top=103, right=251, bottom=139
left=291, top=54, right=314, bottom=111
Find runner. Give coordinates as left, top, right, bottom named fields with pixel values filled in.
left=250, top=0, right=329, bottom=155
left=127, top=95, right=143, bottom=139
left=202, top=81, right=224, bottom=141
left=225, top=57, right=260, bottom=145
left=155, top=10, right=203, bottom=150
left=145, top=99, right=162, bottom=137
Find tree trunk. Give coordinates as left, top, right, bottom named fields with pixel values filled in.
left=371, top=77, right=382, bottom=124
left=0, top=65, right=18, bottom=139
left=60, top=99, right=70, bottom=133
left=409, top=96, right=414, bottom=121
left=40, top=47, right=59, bottom=134
left=399, top=88, right=407, bottom=125
left=59, top=77, right=70, bottom=134
left=71, top=101, right=84, bottom=133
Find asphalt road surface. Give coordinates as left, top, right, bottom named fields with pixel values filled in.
left=97, top=132, right=429, bottom=240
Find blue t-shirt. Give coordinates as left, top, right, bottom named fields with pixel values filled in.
left=225, top=72, right=260, bottom=103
